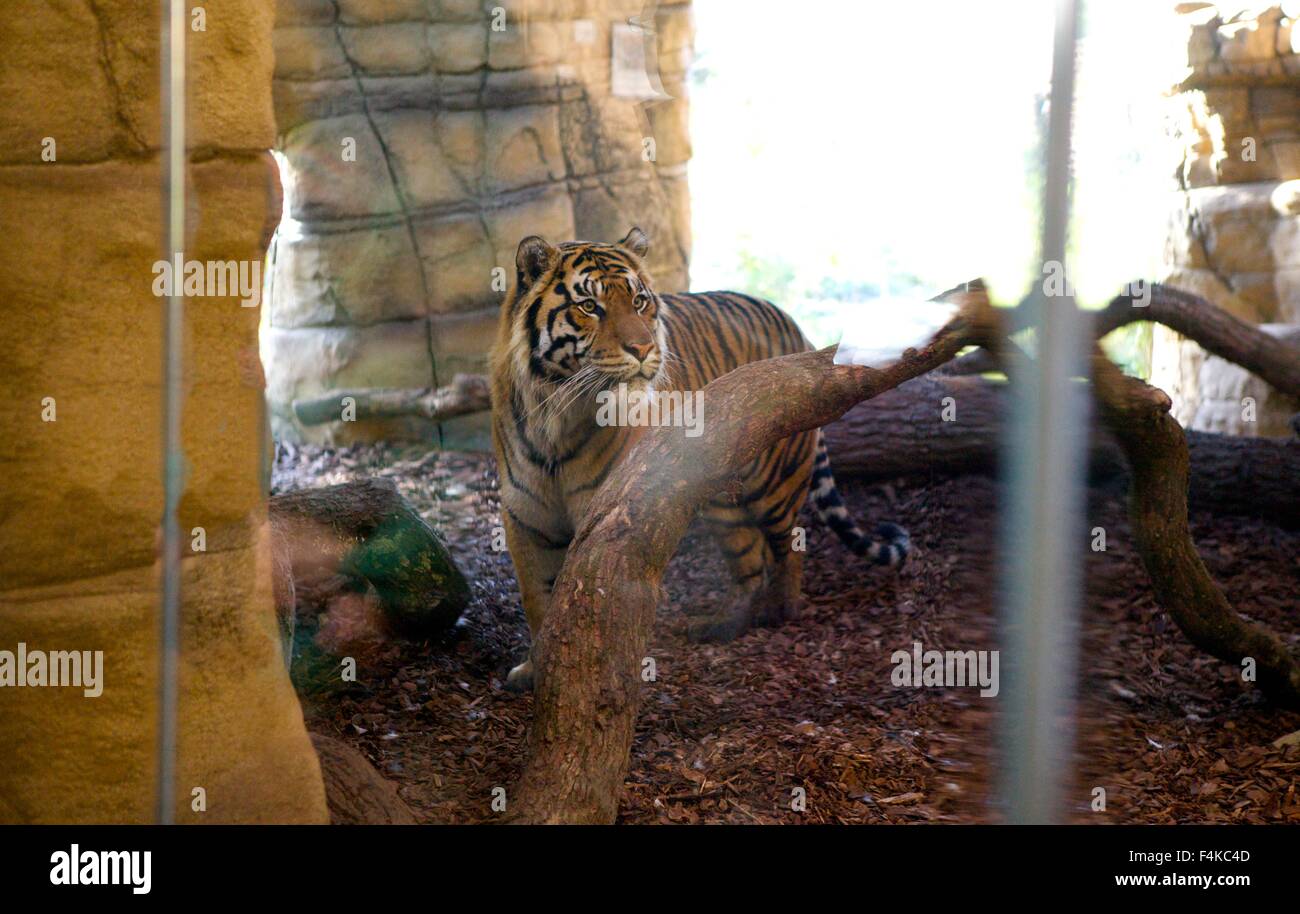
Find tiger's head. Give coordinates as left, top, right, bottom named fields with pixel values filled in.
left=501, top=227, right=668, bottom=396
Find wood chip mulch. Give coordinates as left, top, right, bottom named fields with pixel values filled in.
left=272, top=441, right=1300, bottom=824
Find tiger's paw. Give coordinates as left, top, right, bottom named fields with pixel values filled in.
left=754, top=594, right=804, bottom=628
left=504, top=658, right=534, bottom=693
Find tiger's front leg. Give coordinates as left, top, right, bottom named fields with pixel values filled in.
left=500, top=507, right=570, bottom=692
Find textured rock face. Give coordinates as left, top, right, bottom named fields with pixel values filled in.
left=266, top=0, right=696, bottom=446
left=0, top=0, right=327, bottom=822
left=1158, top=4, right=1300, bottom=436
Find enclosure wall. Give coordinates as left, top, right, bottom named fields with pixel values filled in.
left=0, top=0, right=327, bottom=823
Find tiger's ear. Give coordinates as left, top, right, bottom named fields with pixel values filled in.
left=618, top=226, right=650, bottom=259
left=516, top=235, right=557, bottom=287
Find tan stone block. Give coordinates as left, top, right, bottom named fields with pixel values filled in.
left=1272, top=138, right=1300, bottom=179
left=272, top=76, right=355, bottom=134
left=488, top=19, right=562, bottom=69
left=433, top=0, right=487, bottom=23
left=647, top=99, right=691, bottom=166
left=417, top=213, right=498, bottom=313
left=1181, top=151, right=1220, bottom=189
left=1192, top=329, right=1300, bottom=436
left=339, top=22, right=431, bottom=75
left=0, top=548, right=327, bottom=823
left=484, top=104, right=566, bottom=194
left=1269, top=213, right=1300, bottom=271
left=566, top=18, right=608, bottom=61
left=337, top=0, right=428, bottom=24
left=0, top=155, right=277, bottom=588
left=1189, top=182, right=1283, bottom=273
left=1224, top=270, right=1280, bottom=319
left=1, top=0, right=276, bottom=156
left=430, top=306, right=499, bottom=377
left=661, top=172, right=692, bottom=286
left=1184, top=11, right=1222, bottom=68
left=1166, top=196, right=1210, bottom=268
left=377, top=109, right=475, bottom=208
left=282, top=114, right=403, bottom=219
left=1273, top=266, right=1300, bottom=321
left=492, top=0, right=574, bottom=23
left=276, top=0, right=338, bottom=27
left=0, top=0, right=140, bottom=163
left=274, top=25, right=352, bottom=79
left=188, top=0, right=278, bottom=150
left=1158, top=266, right=1256, bottom=322
left=435, top=109, right=487, bottom=172
left=1218, top=15, right=1278, bottom=64
left=655, top=3, right=694, bottom=56
left=1279, top=14, right=1297, bottom=55
left=1203, top=87, right=1253, bottom=126
left=428, top=22, right=488, bottom=73
left=272, top=223, right=428, bottom=327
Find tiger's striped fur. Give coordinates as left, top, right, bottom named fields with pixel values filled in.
left=490, top=228, right=908, bottom=690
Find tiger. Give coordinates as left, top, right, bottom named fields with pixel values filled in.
left=489, top=227, right=910, bottom=691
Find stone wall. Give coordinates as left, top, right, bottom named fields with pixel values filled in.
left=0, top=0, right=327, bottom=822
left=1158, top=4, right=1300, bottom=436
left=265, top=0, right=695, bottom=446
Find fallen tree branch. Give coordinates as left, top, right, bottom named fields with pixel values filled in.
left=823, top=374, right=1300, bottom=528
left=510, top=278, right=1300, bottom=822
left=946, top=283, right=1300, bottom=401
left=292, top=373, right=491, bottom=427
left=309, top=733, right=419, bottom=824
left=1089, top=347, right=1300, bottom=709
left=509, top=290, right=997, bottom=824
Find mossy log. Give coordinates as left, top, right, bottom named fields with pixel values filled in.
left=269, top=478, right=469, bottom=639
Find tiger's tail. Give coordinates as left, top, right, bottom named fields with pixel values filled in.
left=808, top=429, right=910, bottom=567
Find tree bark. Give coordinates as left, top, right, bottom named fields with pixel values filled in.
left=269, top=478, right=470, bottom=638
left=509, top=290, right=996, bottom=824
left=823, top=374, right=1300, bottom=528
left=946, top=282, right=1300, bottom=402
left=510, top=280, right=1300, bottom=823
left=309, top=733, right=419, bottom=825
left=1088, top=348, right=1300, bottom=709
left=291, top=373, right=491, bottom=427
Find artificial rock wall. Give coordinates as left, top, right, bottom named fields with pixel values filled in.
left=266, top=0, right=695, bottom=446
left=1159, top=4, right=1300, bottom=436
left=0, top=0, right=327, bottom=822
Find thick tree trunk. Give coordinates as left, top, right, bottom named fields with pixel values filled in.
left=269, top=479, right=470, bottom=638
left=509, top=290, right=995, bottom=824
left=823, top=375, right=1300, bottom=528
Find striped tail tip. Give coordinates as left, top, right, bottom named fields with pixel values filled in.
left=861, top=521, right=910, bottom=568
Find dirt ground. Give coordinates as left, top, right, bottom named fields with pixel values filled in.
left=273, top=441, right=1300, bottom=824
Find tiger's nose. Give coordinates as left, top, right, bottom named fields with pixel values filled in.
left=623, top=341, right=655, bottom=362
